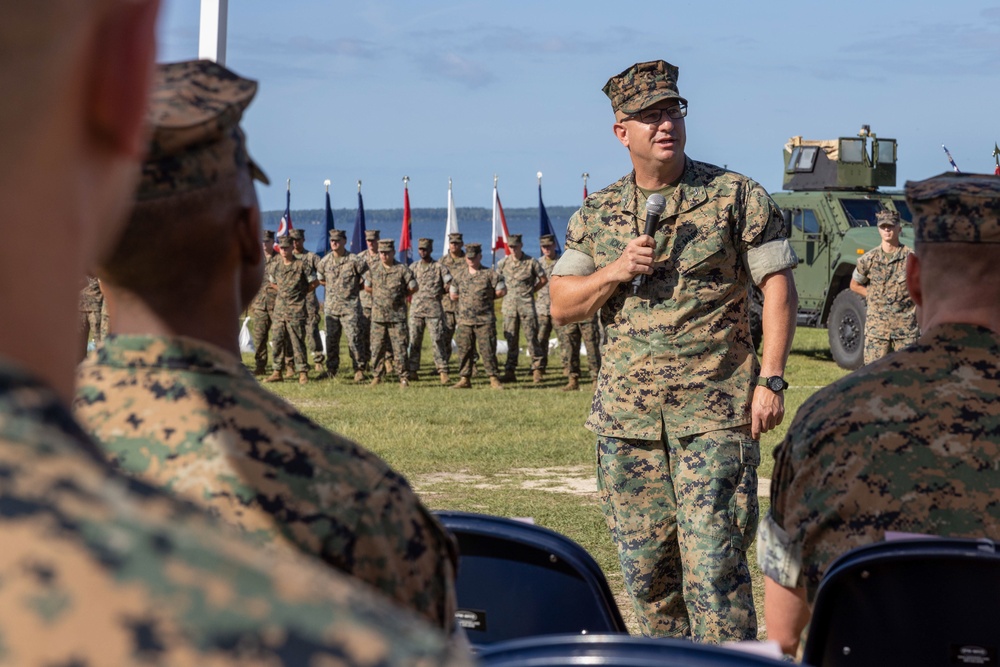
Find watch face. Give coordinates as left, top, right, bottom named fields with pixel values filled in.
left=767, top=377, right=785, bottom=391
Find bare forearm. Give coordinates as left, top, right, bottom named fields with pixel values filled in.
left=849, top=279, right=867, bottom=298
left=764, top=577, right=810, bottom=656
left=759, top=269, right=797, bottom=376
left=549, top=272, right=620, bottom=326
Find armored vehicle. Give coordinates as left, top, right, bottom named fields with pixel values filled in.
left=769, top=126, right=915, bottom=370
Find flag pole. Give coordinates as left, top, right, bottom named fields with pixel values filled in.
left=492, top=174, right=498, bottom=267
left=325, top=179, right=330, bottom=193
left=582, top=172, right=589, bottom=201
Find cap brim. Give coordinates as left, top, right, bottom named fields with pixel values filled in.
left=620, top=91, right=688, bottom=115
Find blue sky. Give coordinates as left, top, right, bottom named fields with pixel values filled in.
left=159, top=1, right=1000, bottom=212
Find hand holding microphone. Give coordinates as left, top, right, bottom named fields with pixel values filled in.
left=631, top=193, right=667, bottom=295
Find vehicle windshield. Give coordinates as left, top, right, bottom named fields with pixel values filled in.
left=839, top=199, right=884, bottom=227
left=893, top=200, right=912, bottom=223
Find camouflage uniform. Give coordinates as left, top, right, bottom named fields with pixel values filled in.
left=853, top=244, right=919, bottom=364
left=78, top=275, right=104, bottom=357
left=560, top=159, right=795, bottom=641
left=250, top=249, right=279, bottom=372
left=317, top=243, right=368, bottom=375
left=366, top=249, right=417, bottom=382
left=535, top=251, right=564, bottom=373
left=358, top=244, right=381, bottom=368
left=451, top=261, right=505, bottom=379
left=496, top=248, right=546, bottom=375
left=269, top=246, right=316, bottom=373
left=440, top=238, right=467, bottom=365
left=760, top=323, right=1000, bottom=602
left=560, top=313, right=602, bottom=380
left=2, top=360, right=472, bottom=665
left=75, top=334, right=460, bottom=630
left=409, top=249, right=452, bottom=377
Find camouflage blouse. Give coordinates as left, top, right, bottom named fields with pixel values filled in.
left=759, top=323, right=1000, bottom=602
left=452, top=268, right=504, bottom=326
left=2, top=358, right=469, bottom=665
left=317, top=251, right=367, bottom=317
left=268, top=255, right=316, bottom=321
left=564, top=160, right=793, bottom=440
left=535, top=254, right=559, bottom=315
left=496, top=253, right=545, bottom=315
left=439, top=252, right=467, bottom=314
left=410, top=259, right=451, bottom=319
left=853, top=244, right=919, bottom=339
left=74, top=335, right=460, bottom=631
left=366, top=262, right=418, bottom=323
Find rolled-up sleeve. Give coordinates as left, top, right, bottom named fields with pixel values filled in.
left=746, top=239, right=798, bottom=285
left=757, top=511, right=802, bottom=587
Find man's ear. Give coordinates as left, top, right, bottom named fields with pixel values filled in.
left=87, top=0, right=162, bottom=158
left=613, top=121, right=629, bottom=149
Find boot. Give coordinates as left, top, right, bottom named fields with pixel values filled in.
left=408, top=370, right=418, bottom=382
left=370, top=376, right=382, bottom=387
left=354, top=370, right=365, bottom=383
left=500, top=370, right=516, bottom=383
left=253, top=365, right=267, bottom=376
left=451, top=377, right=471, bottom=389
left=314, top=370, right=330, bottom=380
left=489, top=376, right=504, bottom=390
left=562, top=375, right=580, bottom=392
left=385, top=358, right=394, bottom=374
left=400, top=377, right=410, bottom=389
left=298, top=372, right=308, bottom=385
left=264, top=371, right=283, bottom=383
left=439, top=371, right=449, bottom=385
left=532, top=369, right=543, bottom=384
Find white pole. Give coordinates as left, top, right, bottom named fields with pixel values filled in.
left=198, top=0, right=228, bottom=65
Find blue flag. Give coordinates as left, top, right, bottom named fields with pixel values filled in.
left=350, top=189, right=366, bottom=254
left=315, top=188, right=335, bottom=257
left=538, top=183, right=561, bottom=254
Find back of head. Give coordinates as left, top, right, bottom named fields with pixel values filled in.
left=906, top=173, right=1000, bottom=311
left=100, top=60, right=269, bottom=312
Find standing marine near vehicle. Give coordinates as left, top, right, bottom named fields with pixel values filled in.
left=250, top=229, right=278, bottom=375
left=408, top=238, right=452, bottom=384
left=496, top=233, right=547, bottom=384
left=849, top=209, right=919, bottom=364
left=317, top=228, right=368, bottom=381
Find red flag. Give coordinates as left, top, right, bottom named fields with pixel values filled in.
left=583, top=184, right=589, bottom=200
left=398, top=181, right=413, bottom=264
left=492, top=182, right=510, bottom=257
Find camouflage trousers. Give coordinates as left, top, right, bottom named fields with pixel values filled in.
left=251, top=307, right=273, bottom=371
left=535, top=314, right=555, bottom=372
left=560, top=320, right=602, bottom=379
left=371, top=321, right=409, bottom=381
left=442, top=310, right=457, bottom=364
left=305, top=294, right=324, bottom=365
left=596, top=425, right=759, bottom=642
left=502, top=306, right=542, bottom=373
left=408, top=315, right=449, bottom=374
left=455, top=322, right=499, bottom=378
left=79, top=309, right=104, bottom=359
left=359, top=306, right=372, bottom=369
left=324, top=311, right=365, bottom=374
left=272, top=317, right=309, bottom=373
left=863, top=331, right=919, bottom=365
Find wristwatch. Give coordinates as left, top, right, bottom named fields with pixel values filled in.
left=757, top=375, right=789, bottom=392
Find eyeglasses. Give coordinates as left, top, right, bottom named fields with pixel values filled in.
left=625, top=103, right=687, bottom=124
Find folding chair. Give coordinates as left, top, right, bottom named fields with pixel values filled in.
left=803, top=537, right=1000, bottom=666
left=478, top=634, right=788, bottom=667
left=435, top=511, right=627, bottom=647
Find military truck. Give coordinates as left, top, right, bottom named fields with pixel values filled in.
left=767, top=126, right=915, bottom=370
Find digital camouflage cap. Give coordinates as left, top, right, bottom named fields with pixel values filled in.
left=448, top=233, right=464, bottom=244
left=417, top=238, right=433, bottom=250
left=289, top=228, right=305, bottom=241
left=365, top=230, right=381, bottom=241
left=603, top=60, right=687, bottom=115
left=905, top=172, right=1000, bottom=244
left=876, top=210, right=901, bottom=227
left=262, top=230, right=275, bottom=242
left=507, top=234, right=523, bottom=246
left=378, top=239, right=395, bottom=252
left=139, top=60, right=269, bottom=201
left=465, top=243, right=482, bottom=255
left=540, top=234, right=556, bottom=246
left=277, top=235, right=293, bottom=248
left=329, top=229, right=346, bottom=242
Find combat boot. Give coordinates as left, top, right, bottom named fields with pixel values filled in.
left=400, top=377, right=410, bottom=389
left=489, top=376, right=504, bottom=390
left=562, top=375, right=580, bottom=392
left=439, top=371, right=449, bottom=385
left=314, top=362, right=324, bottom=373
left=370, top=376, right=382, bottom=387
left=451, top=376, right=471, bottom=389
left=532, top=369, right=543, bottom=384
left=298, top=372, right=308, bottom=385
left=500, top=370, right=517, bottom=383
left=354, top=370, right=365, bottom=383
left=253, top=365, right=267, bottom=376
left=264, top=371, right=283, bottom=383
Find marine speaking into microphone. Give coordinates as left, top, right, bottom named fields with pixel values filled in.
left=632, top=193, right=666, bottom=295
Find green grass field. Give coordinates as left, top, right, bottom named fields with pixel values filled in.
left=247, top=324, right=849, bottom=637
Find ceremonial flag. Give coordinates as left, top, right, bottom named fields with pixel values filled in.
left=582, top=172, right=589, bottom=200
left=538, top=175, right=561, bottom=254
left=942, top=145, right=961, bottom=173
left=398, top=178, right=413, bottom=265
left=349, top=182, right=366, bottom=254
left=274, top=180, right=293, bottom=252
left=444, top=178, right=459, bottom=251
left=993, top=143, right=1000, bottom=176
left=491, top=176, right=510, bottom=260
left=315, top=179, right=335, bottom=257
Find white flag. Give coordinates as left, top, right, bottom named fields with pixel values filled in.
left=444, top=178, right=459, bottom=250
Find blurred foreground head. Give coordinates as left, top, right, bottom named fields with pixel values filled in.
left=0, top=0, right=160, bottom=396
left=100, top=59, right=269, bottom=320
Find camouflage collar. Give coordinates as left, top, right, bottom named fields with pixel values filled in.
left=619, top=158, right=710, bottom=223
left=91, top=334, right=249, bottom=378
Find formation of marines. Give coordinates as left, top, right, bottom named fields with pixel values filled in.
left=247, top=227, right=599, bottom=387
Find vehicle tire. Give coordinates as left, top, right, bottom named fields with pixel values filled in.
left=748, top=286, right=764, bottom=351
left=828, top=289, right=866, bottom=370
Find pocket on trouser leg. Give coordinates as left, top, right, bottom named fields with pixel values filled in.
left=730, top=437, right=760, bottom=551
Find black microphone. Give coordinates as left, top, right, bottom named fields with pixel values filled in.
left=631, top=193, right=667, bottom=295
